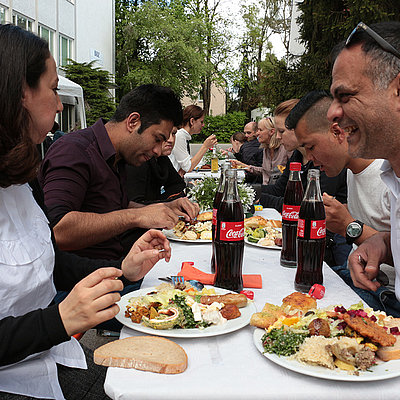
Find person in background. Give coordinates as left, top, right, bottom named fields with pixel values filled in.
left=126, top=126, right=186, bottom=204
left=0, top=24, right=171, bottom=399
left=231, top=117, right=290, bottom=184
left=39, top=85, right=199, bottom=261
left=260, top=98, right=350, bottom=267
left=327, top=21, right=400, bottom=306
left=287, top=90, right=396, bottom=315
left=170, top=105, right=217, bottom=175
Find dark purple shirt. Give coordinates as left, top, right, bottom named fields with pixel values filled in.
left=39, top=119, right=144, bottom=260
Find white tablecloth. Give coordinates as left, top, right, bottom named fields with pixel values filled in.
left=104, top=209, right=400, bottom=400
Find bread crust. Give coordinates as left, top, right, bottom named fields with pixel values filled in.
left=376, top=318, right=400, bottom=361
left=93, top=336, right=188, bottom=374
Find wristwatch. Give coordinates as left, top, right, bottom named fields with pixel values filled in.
left=345, top=220, right=364, bottom=244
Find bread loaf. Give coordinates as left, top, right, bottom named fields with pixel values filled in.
left=93, top=336, right=188, bottom=374
left=376, top=318, right=400, bottom=361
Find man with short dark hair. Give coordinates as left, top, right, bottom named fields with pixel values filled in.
left=40, top=84, right=199, bottom=261
left=288, top=90, right=396, bottom=315
left=327, top=21, right=400, bottom=304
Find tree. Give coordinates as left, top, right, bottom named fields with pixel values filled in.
left=63, top=61, right=116, bottom=126
left=293, top=0, right=400, bottom=93
left=232, top=0, right=291, bottom=113
left=115, top=0, right=207, bottom=101
left=186, top=0, right=232, bottom=115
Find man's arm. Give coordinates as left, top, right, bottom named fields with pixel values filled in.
left=348, top=232, right=393, bottom=291
left=323, top=193, right=378, bottom=245
left=53, top=203, right=189, bottom=251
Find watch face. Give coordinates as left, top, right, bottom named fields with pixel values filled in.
left=347, top=222, right=362, bottom=238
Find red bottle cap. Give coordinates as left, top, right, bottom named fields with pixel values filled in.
left=240, top=290, right=254, bottom=300
left=290, top=162, right=302, bottom=171
left=308, top=284, right=325, bottom=299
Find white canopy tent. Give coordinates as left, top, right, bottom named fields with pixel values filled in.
left=57, top=75, right=87, bottom=129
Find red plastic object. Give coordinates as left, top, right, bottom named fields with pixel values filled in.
left=308, top=284, right=325, bottom=299
left=240, top=290, right=254, bottom=300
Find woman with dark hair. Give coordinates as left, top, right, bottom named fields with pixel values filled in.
left=0, top=24, right=171, bottom=399
left=170, top=105, right=218, bottom=175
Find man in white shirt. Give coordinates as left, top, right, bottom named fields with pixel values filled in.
left=287, top=90, right=397, bottom=315
left=327, top=21, right=400, bottom=309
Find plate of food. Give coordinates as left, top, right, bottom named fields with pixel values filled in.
left=115, top=283, right=256, bottom=338
left=251, top=292, right=400, bottom=381
left=164, top=212, right=213, bottom=242
left=244, top=216, right=282, bottom=249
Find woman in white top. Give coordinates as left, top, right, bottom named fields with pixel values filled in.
left=170, top=105, right=218, bottom=175
left=0, top=24, right=171, bottom=400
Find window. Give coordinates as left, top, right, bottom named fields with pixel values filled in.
left=0, top=7, right=6, bottom=24
left=59, top=104, right=77, bottom=133
left=39, top=25, right=55, bottom=55
left=12, top=13, right=33, bottom=31
left=59, top=35, right=73, bottom=66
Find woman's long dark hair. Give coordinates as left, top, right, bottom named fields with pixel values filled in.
left=0, top=24, right=50, bottom=187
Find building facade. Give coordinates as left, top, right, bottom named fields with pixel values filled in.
left=0, top=0, right=115, bottom=131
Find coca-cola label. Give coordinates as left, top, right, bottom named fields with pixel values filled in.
left=219, top=221, right=244, bottom=241
left=310, top=220, right=326, bottom=239
left=297, top=219, right=326, bottom=239
left=282, top=204, right=300, bottom=221
left=297, top=218, right=305, bottom=238
left=212, top=208, right=217, bottom=226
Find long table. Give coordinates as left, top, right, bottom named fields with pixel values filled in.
left=104, top=209, right=400, bottom=399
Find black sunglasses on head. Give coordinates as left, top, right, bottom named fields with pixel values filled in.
left=346, top=21, right=400, bottom=59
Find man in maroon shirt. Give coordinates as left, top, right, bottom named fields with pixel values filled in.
left=39, top=84, right=199, bottom=260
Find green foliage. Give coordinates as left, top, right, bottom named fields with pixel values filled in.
left=62, top=61, right=115, bottom=126
left=115, top=0, right=207, bottom=100
left=194, top=112, right=247, bottom=143
left=234, top=0, right=400, bottom=113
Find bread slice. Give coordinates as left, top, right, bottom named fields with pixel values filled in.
left=93, top=336, right=188, bottom=374
left=376, top=318, right=400, bottom=361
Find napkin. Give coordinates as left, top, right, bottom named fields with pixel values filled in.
left=178, top=262, right=262, bottom=289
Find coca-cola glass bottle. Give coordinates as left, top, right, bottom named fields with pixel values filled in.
left=214, top=169, right=244, bottom=292
left=295, top=169, right=326, bottom=292
left=211, top=163, right=228, bottom=273
left=280, top=162, right=303, bottom=268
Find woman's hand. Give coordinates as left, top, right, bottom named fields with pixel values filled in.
left=59, top=267, right=124, bottom=336
left=203, top=134, right=218, bottom=149
left=121, top=229, right=171, bottom=282
left=230, top=159, right=248, bottom=170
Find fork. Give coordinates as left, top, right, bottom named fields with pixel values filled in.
left=171, top=276, right=185, bottom=288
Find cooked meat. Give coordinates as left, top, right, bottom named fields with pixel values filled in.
left=200, top=293, right=248, bottom=308
left=308, top=318, right=331, bottom=337
left=282, top=292, right=317, bottom=313
left=250, top=303, right=286, bottom=329
left=355, top=347, right=376, bottom=370
left=220, top=304, right=241, bottom=320
left=343, top=313, right=396, bottom=347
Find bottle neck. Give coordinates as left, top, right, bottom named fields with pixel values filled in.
left=222, top=170, right=239, bottom=202
left=289, top=170, right=301, bottom=181
left=304, top=175, right=322, bottom=201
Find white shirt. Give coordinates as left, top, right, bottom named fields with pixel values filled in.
left=380, top=160, right=400, bottom=301
left=347, top=160, right=394, bottom=289
left=0, top=184, right=86, bottom=399
left=170, top=128, right=192, bottom=172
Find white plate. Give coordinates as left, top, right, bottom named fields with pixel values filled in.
left=116, top=287, right=257, bottom=338
left=253, top=328, right=400, bottom=381
left=163, top=229, right=211, bottom=243
left=245, top=237, right=281, bottom=250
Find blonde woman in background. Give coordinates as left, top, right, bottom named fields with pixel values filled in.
left=230, top=117, right=290, bottom=184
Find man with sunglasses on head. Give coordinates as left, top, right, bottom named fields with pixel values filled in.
left=328, top=21, right=400, bottom=305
